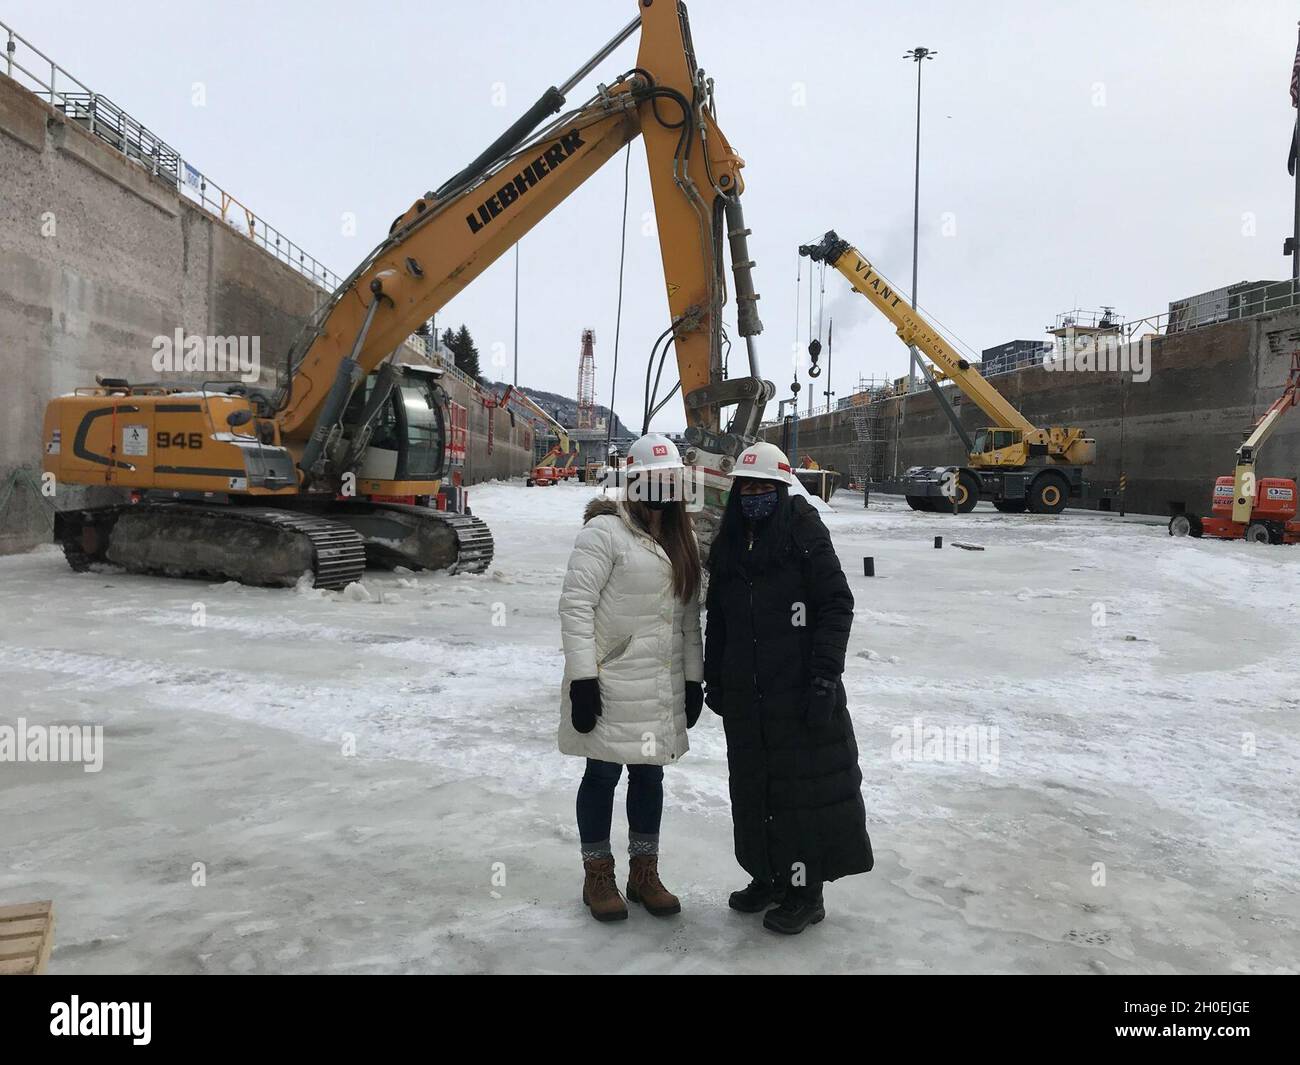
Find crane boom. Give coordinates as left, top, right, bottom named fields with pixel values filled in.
left=799, top=230, right=1094, bottom=516
left=799, top=232, right=1034, bottom=432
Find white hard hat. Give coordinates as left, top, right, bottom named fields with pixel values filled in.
left=731, top=441, right=793, bottom=484
left=626, top=433, right=684, bottom=472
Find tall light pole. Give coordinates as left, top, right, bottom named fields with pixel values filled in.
left=513, top=241, right=520, bottom=386
left=1291, top=23, right=1300, bottom=284
left=903, top=46, right=936, bottom=393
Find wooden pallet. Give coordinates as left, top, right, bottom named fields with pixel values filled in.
left=0, top=901, right=55, bottom=975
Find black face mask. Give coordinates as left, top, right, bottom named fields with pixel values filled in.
left=739, top=489, right=779, bottom=521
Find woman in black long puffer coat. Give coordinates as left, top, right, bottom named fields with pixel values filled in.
left=704, top=444, right=872, bottom=934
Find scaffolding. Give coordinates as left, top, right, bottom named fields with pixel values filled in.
left=844, top=376, right=893, bottom=488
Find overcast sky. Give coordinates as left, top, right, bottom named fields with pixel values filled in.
left=11, top=1, right=1300, bottom=431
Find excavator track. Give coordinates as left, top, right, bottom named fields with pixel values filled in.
left=54, top=499, right=492, bottom=588
left=56, top=502, right=367, bottom=589
left=415, top=509, right=495, bottom=573
left=346, top=502, right=495, bottom=574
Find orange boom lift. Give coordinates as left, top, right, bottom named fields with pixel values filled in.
left=1170, top=352, right=1300, bottom=544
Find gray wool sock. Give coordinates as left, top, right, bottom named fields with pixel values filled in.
left=581, top=840, right=613, bottom=862
left=628, top=832, right=659, bottom=858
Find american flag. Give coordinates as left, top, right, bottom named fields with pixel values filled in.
left=1291, top=26, right=1300, bottom=175
left=1293, top=25, right=1300, bottom=107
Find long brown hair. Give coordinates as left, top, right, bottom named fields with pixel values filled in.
left=625, top=500, right=701, bottom=603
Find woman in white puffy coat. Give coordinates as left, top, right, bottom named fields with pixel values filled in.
left=558, top=434, right=703, bottom=923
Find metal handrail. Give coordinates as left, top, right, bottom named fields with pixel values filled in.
left=404, top=335, right=492, bottom=398
left=761, top=279, right=1300, bottom=426
left=2, top=18, right=340, bottom=292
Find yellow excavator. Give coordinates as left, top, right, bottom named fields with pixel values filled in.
left=800, top=231, right=1095, bottom=514
left=42, top=1, right=773, bottom=586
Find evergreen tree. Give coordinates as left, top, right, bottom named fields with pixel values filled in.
left=439, top=324, right=483, bottom=381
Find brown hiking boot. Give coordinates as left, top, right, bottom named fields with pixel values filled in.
left=626, top=854, right=682, bottom=916
left=582, top=857, right=628, bottom=922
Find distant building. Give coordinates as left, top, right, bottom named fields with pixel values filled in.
left=980, top=339, right=1053, bottom=377
left=1167, top=281, right=1290, bottom=333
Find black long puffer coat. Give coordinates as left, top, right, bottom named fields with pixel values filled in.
left=704, top=494, right=873, bottom=886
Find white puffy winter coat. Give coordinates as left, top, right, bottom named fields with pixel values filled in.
left=557, top=497, right=703, bottom=766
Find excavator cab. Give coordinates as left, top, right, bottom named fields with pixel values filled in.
left=348, top=366, right=449, bottom=493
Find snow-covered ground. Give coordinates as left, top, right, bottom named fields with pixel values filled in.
left=1, top=481, right=1297, bottom=973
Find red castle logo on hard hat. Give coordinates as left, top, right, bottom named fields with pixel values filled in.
left=653, top=445, right=668, bottom=457
left=742, top=454, right=757, bottom=464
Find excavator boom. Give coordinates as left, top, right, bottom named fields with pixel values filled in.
left=281, top=1, right=770, bottom=468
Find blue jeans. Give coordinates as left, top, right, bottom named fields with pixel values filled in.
left=576, top=759, right=664, bottom=855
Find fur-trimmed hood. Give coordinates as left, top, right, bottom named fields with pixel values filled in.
left=582, top=496, right=621, bottom=524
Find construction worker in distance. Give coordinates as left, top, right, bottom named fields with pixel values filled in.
left=557, top=433, right=704, bottom=923
left=703, top=441, right=873, bottom=934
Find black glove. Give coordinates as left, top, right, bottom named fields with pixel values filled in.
left=704, top=685, right=724, bottom=716
left=685, top=681, right=704, bottom=728
left=570, top=678, right=601, bottom=734
left=805, top=677, right=838, bottom=728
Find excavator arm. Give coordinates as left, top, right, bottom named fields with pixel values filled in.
left=280, top=1, right=772, bottom=489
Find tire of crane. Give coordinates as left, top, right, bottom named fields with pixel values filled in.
left=1029, top=474, right=1069, bottom=515
left=955, top=471, right=980, bottom=514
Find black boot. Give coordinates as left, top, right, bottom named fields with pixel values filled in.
left=762, top=885, right=825, bottom=934
left=728, top=878, right=784, bottom=913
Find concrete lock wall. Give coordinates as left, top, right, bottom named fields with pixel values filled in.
left=763, top=307, right=1300, bottom=518
left=0, top=73, right=530, bottom=553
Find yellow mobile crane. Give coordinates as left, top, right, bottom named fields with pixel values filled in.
left=799, top=232, right=1095, bottom=514
left=42, top=1, right=773, bottom=586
